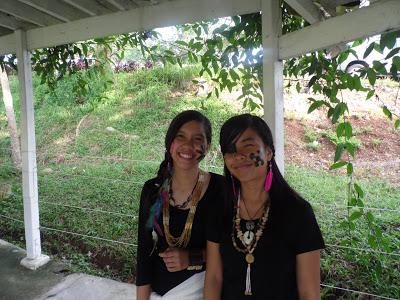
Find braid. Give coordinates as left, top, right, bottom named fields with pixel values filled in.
left=156, top=152, right=172, bottom=184
left=145, top=152, right=172, bottom=233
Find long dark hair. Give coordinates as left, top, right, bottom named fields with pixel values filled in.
left=144, top=110, right=212, bottom=230
left=219, top=114, right=301, bottom=206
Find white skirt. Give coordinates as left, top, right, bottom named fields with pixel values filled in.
left=150, top=271, right=205, bottom=300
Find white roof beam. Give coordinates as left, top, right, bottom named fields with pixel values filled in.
left=0, top=0, right=61, bottom=27
left=0, top=0, right=261, bottom=56
left=0, top=12, right=36, bottom=31
left=279, top=0, right=400, bottom=60
left=17, top=0, right=90, bottom=22
left=61, top=0, right=115, bottom=16
left=105, top=0, right=139, bottom=10
left=284, top=0, right=323, bottom=23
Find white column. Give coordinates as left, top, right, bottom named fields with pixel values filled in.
left=15, top=29, right=49, bottom=270
left=262, top=0, right=284, bottom=174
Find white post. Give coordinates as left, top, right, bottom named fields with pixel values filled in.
left=15, top=29, right=49, bottom=270
left=262, top=0, right=284, bottom=174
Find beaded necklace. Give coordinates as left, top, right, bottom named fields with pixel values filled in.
left=163, top=170, right=205, bottom=248
left=231, top=192, right=270, bottom=296
left=168, top=173, right=199, bottom=209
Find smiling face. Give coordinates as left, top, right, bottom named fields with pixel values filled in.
left=169, top=120, right=209, bottom=171
left=224, top=128, right=273, bottom=184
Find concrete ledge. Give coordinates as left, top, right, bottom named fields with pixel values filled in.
left=36, top=273, right=136, bottom=300
left=0, top=239, right=66, bottom=300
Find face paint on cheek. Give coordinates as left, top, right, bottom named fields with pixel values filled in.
left=196, top=144, right=206, bottom=162
left=249, top=150, right=265, bottom=167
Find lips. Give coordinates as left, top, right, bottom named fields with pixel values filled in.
left=178, top=152, right=194, bottom=160
left=234, top=162, right=253, bottom=170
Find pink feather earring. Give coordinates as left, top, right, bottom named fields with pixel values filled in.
left=264, top=161, right=273, bottom=192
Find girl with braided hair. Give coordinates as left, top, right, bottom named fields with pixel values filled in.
left=136, top=110, right=225, bottom=300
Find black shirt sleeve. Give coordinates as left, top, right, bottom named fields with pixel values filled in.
left=291, top=199, right=325, bottom=255
left=136, top=181, right=155, bottom=286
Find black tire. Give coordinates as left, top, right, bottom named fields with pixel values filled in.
left=345, top=60, right=369, bottom=74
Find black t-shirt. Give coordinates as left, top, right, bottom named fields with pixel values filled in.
left=211, top=191, right=325, bottom=300
left=136, top=172, right=225, bottom=296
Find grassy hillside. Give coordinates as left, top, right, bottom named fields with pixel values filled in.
left=0, top=66, right=399, bottom=298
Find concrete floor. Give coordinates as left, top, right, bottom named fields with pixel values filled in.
left=0, top=239, right=136, bottom=300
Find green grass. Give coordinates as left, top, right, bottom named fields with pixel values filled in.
left=1, top=67, right=399, bottom=298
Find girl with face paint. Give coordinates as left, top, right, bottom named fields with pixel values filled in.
left=136, top=110, right=225, bottom=300
left=205, top=114, right=325, bottom=300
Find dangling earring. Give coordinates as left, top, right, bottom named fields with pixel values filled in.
left=230, top=174, right=237, bottom=199
left=264, top=161, right=273, bottom=192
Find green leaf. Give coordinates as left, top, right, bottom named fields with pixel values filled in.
left=212, top=60, right=219, bottom=74
left=344, top=122, right=352, bottom=139
left=329, top=161, right=347, bottom=170
left=175, top=40, right=188, bottom=47
left=349, top=211, right=362, bottom=221
left=385, top=47, right=400, bottom=59
left=332, top=103, right=347, bottom=124
left=363, top=42, right=375, bottom=59
left=82, top=43, right=88, bottom=57
left=338, top=51, right=349, bottom=64
left=334, top=144, right=345, bottom=162
left=395, top=119, right=400, bottom=129
left=382, top=106, right=393, bottom=120
left=336, top=122, right=345, bottom=137
left=349, top=197, right=357, bottom=206
left=366, top=89, right=375, bottom=100
left=296, top=82, right=301, bottom=93
left=366, top=211, right=374, bottom=223
left=307, top=76, right=317, bottom=88
left=229, top=69, right=240, bottom=81
left=347, top=162, right=353, bottom=175
left=307, top=101, right=325, bottom=113
left=390, top=64, right=398, bottom=79
left=393, top=56, right=400, bottom=69
left=346, top=142, right=355, bottom=158
left=354, top=183, right=364, bottom=198
left=380, top=31, right=397, bottom=50
left=373, top=60, right=387, bottom=75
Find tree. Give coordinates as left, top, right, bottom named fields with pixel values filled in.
left=0, top=66, right=21, bottom=171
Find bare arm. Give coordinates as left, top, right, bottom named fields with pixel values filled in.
left=296, top=250, right=321, bottom=300
left=204, top=241, right=223, bottom=300
left=137, top=284, right=151, bottom=300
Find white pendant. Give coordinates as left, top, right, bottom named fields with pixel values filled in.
left=243, top=231, right=254, bottom=245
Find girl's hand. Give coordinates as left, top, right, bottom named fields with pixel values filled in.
left=159, top=247, right=189, bottom=272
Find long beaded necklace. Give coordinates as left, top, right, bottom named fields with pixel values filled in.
left=231, top=192, right=270, bottom=296
left=163, top=170, right=205, bottom=248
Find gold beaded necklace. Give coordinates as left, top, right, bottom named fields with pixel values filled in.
left=163, top=170, right=205, bottom=248
left=231, top=192, right=270, bottom=296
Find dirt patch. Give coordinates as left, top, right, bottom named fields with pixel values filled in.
left=284, top=81, right=400, bottom=187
